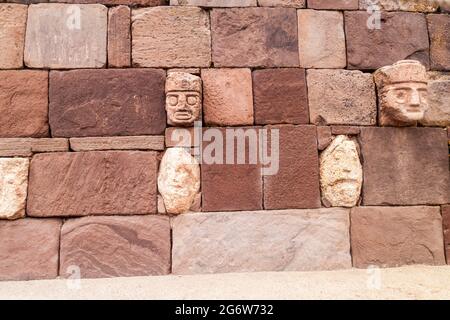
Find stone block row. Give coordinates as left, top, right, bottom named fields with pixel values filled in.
left=0, top=205, right=448, bottom=280
left=1, top=4, right=449, bottom=70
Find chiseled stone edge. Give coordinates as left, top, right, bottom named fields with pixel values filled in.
left=0, top=138, right=69, bottom=157
left=70, top=136, right=165, bottom=151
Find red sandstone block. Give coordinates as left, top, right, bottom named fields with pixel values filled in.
left=317, top=126, right=332, bottom=150
left=49, top=69, right=166, bottom=137
left=442, top=205, right=450, bottom=264
left=264, top=125, right=321, bottom=209
left=427, top=14, right=450, bottom=71
left=108, top=6, right=131, bottom=68
left=308, top=0, right=358, bottom=9
left=0, top=218, right=61, bottom=281
left=211, top=8, right=299, bottom=67
left=351, top=206, right=445, bottom=268
left=60, top=215, right=171, bottom=279
left=253, top=68, right=309, bottom=125
left=50, top=0, right=164, bottom=5
left=0, top=71, right=49, bottom=138
left=27, top=151, right=158, bottom=217
left=345, top=11, right=429, bottom=70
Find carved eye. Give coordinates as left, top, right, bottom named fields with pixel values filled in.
left=168, top=95, right=178, bottom=106
left=419, top=90, right=427, bottom=102
left=394, top=89, right=408, bottom=102
left=186, top=96, right=198, bottom=105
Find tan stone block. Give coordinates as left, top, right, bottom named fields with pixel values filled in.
left=0, top=158, right=29, bottom=220
left=69, top=136, right=164, bottom=151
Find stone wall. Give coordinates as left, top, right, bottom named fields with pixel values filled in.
left=0, top=0, right=449, bottom=280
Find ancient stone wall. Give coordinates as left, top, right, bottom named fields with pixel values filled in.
left=0, top=0, right=449, bottom=280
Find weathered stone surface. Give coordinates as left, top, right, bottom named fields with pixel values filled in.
left=172, top=209, right=351, bottom=274
left=359, top=0, right=439, bottom=12
left=317, top=126, right=332, bottom=151
left=201, top=127, right=263, bottom=212
left=202, top=69, right=254, bottom=126
left=108, top=6, right=130, bottom=68
left=52, top=0, right=164, bottom=5
left=258, top=0, right=305, bottom=7
left=165, top=127, right=196, bottom=147
left=307, top=69, right=377, bottom=125
left=0, top=4, right=27, bottom=69
left=253, top=68, right=308, bottom=125
left=320, top=135, right=362, bottom=207
left=331, top=126, right=361, bottom=135
left=49, top=69, right=166, bottom=137
left=60, top=215, right=171, bottom=279
left=27, top=151, right=158, bottom=217
left=442, top=205, right=450, bottom=264
left=427, top=14, right=450, bottom=71
left=0, top=158, right=29, bottom=220
left=264, top=125, right=321, bottom=209
left=132, top=7, right=211, bottom=68
left=211, top=8, right=299, bottom=67
left=70, top=136, right=164, bottom=151
left=359, top=127, right=450, bottom=205
left=351, top=206, right=445, bottom=268
left=345, top=11, right=429, bottom=70
left=428, top=71, right=450, bottom=81
left=421, top=80, right=450, bottom=127
left=0, top=138, right=68, bottom=157
left=171, top=0, right=257, bottom=6
left=0, top=218, right=61, bottom=281
left=298, top=10, right=346, bottom=68
left=168, top=68, right=201, bottom=75
left=25, top=4, right=107, bottom=69
left=0, top=71, right=49, bottom=138
left=308, top=0, right=358, bottom=9
left=158, top=148, right=200, bottom=214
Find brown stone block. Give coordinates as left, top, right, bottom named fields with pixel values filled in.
left=52, top=0, right=164, bottom=4
left=258, top=0, right=305, bottom=7
left=442, top=205, right=450, bottom=263
left=0, top=218, right=61, bottom=281
left=0, top=4, right=27, bottom=69
left=171, top=0, right=257, bottom=5
left=108, top=6, right=130, bottom=68
left=60, top=215, right=171, bottom=279
left=69, top=136, right=164, bottom=151
left=49, top=69, right=166, bottom=137
left=308, top=0, right=358, bottom=9
left=0, top=138, right=68, bottom=156
left=351, top=206, right=445, bottom=268
left=27, top=151, right=158, bottom=217
left=317, top=126, right=332, bottom=150
left=427, top=14, right=450, bottom=71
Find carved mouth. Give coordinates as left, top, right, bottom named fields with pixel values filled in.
left=174, top=111, right=192, bottom=120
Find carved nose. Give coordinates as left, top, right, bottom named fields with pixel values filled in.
left=410, top=90, right=421, bottom=106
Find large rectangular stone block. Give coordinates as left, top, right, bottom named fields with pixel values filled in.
left=308, top=0, right=358, bottom=9
left=427, top=14, right=450, bottom=71
left=0, top=4, right=27, bottom=69
left=359, top=127, right=450, bottom=205
left=345, top=11, right=429, bottom=70
left=359, top=0, right=439, bottom=12
left=0, top=218, right=61, bottom=281
left=421, top=80, right=450, bottom=127
left=211, top=8, right=299, bottom=67
left=52, top=0, right=164, bottom=4
left=264, top=125, right=321, bottom=209
left=49, top=69, right=166, bottom=137
left=258, top=0, right=305, bottom=7
left=171, top=0, right=257, bottom=6
left=24, top=4, right=107, bottom=69
left=108, top=5, right=130, bottom=68
left=0, top=71, right=49, bottom=138
left=27, top=151, right=158, bottom=217
left=132, top=7, right=211, bottom=68
left=172, top=209, right=351, bottom=274
left=60, top=215, right=171, bottom=279
left=351, top=206, right=445, bottom=268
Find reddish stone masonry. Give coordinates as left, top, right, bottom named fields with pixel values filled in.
left=0, top=0, right=449, bottom=281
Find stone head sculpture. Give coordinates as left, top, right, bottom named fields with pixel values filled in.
left=374, top=60, right=428, bottom=127
left=165, top=72, right=202, bottom=127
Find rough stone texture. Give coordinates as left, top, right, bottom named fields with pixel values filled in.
left=308, top=0, right=358, bottom=9
left=351, top=206, right=445, bottom=268
left=359, top=127, right=450, bottom=205
left=25, top=4, right=107, bottom=69
left=428, top=71, right=450, bottom=81
left=108, top=6, right=130, bottom=68
left=201, top=127, right=263, bottom=212
left=211, top=8, right=299, bottom=67
left=60, top=215, right=171, bottom=279
left=0, top=138, right=68, bottom=157
left=264, top=125, right=321, bottom=209
left=442, top=205, right=450, bottom=263
left=202, top=69, right=254, bottom=126
left=317, top=126, right=332, bottom=151
left=0, top=71, right=49, bottom=138
left=0, top=158, right=29, bottom=220
left=307, top=69, right=377, bottom=125
left=158, top=148, right=200, bottom=214
left=51, top=0, right=164, bottom=4
left=172, top=209, right=351, bottom=274
left=49, top=69, right=166, bottom=137
left=0, top=218, right=61, bottom=281
left=0, top=4, right=27, bottom=69
left=427, top=14, right=450, bottom=71
left=165, top=127, right=196, bottom=147
left=253, top=68, right=308, bottom=125
left=168, top=68, right=201, bottom=75
left=320, top=135, right=362, bottom=207
left=27, top=151, right=158, bottom=217
left=345, top=11, right=430, bottom=70
left=258, top=0, right=305, bottom=7
left=359, top=0, right=439, bottom=12
left=331, top=126, right=361, bottom=135
left=298, top=10, right=346, bottom=68
left=421, top=80, right=450, bottom=127
left=171, top=0, right=257, bottom=6
left=132, top=7, right=211, bottom=68
left=70, top=136, right=164, bottom=151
